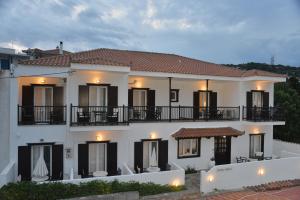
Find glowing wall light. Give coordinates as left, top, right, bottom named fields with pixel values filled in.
left=207, top=175, right=214, bottom=182
left=150, top=132, right=157, bottom=139
left=96, top=135, right=103, bottom=141
left=257, top=168, right=265, bottom=176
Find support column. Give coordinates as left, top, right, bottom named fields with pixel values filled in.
left=206, top=79, right=209, bottom=120
left=169, top=77, right=172, bottom=122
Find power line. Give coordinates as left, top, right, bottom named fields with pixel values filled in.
left=0, top=70, right=74, bottom=80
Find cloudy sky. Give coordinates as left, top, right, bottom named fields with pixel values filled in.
left=1, top=0, right=300, bottom=66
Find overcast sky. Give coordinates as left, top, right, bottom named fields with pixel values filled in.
left=1, top=0, right=300, bottom=66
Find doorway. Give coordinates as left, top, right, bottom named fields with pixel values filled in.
left=214, top=136, right=231, bottom=165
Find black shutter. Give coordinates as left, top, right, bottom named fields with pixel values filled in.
left=262, top=92, right=269, bottom=120
left=79, top=85, right=89, bottom=107
left=158, top=140, right=168, bottom=171
left=108, top=86, right=118, bottom=107
left=52, top=87, right=64, bottom=124
left=52, top=144, right=64, bottom=180
left=128, top=89, right=133, bottom=107
left=193, top=91, right=199, bottom=119
left=147, top=90, right=155, bottom=120
left=78, top=144, right=88, bottom=177
left=209, top=92, right=217, bottom=119
left=18, top=146, right=31, bottom=181
left=134, top=142, right=143, bottom=173
left=261, top=134, right=265, bottom=155
left=246, top=92, right=253, bottom=120
left=21, top=86, right=34, bottom=123
left=107, top=142, right=118, bottom=176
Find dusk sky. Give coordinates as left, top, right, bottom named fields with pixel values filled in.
left=1, top=0, right=300, bottom=66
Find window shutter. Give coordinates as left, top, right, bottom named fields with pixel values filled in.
left=107, top=142, right=118, bottom=176
left=128, top=89, right=133, bottom=107
left=18, top=146, right=31, bottom=181
left=209, top=92, right=218, bottom=119
left=147, top=90, right=155, bottom=120
left=53, top=87, right=64, bottom=123
left=1, top=59, right=10, bottom=70
left=78, top=85, right=89, bottom=107
left=246, top=92, right=253, bottom=120
left=52, top=144, right=64, bottom=180
left=263, top=92, right=269, bottom=108
left=108, top=86, right=118, bottom=107
left=158, top=140, right=168, bottom=171
left=78, top=144, right=88, bottom=177
left=261, top=134, right=265, bottom=155
left=134, top=142, right=143, bottom=173
left=193, top=91, right=199, bottom=119
left=21, top=86, right=34, bottom=124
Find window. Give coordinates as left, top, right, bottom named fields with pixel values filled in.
left=34, top=87, right=53, bottom=106
left=88, top=143, right=107, bottom=173
left=31, top=145, right=52, bottom=178
left=143, top=140, right=159, bottom=168
left=252, top=91, right=263, bottom=107
left=249, top=134, right=264, bottom=158
left=170, top=89, right=179, bottom=102
left=89, top=86, right=107, bottom=106
left=133, top=89, right=147, bottom=107
left=178, top=138, right=200, bottom=158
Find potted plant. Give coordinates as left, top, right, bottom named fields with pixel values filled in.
left=208, top=157, right=215, bottom=168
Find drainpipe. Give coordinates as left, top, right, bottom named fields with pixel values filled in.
left=206, top=79, right=209, bottom=121
left=169, top=77, right=172, bottom=122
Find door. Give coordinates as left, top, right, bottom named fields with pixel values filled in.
left=214, top=136, right=231, bottom=165
left=132, top=89, right=147, bottom=119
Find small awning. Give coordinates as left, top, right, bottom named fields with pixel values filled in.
left=172, top=127, right=244, bottom=138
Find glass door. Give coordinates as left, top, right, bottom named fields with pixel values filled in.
left=34, top=87, right=53, bottom=123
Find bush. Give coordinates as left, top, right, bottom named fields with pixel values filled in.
left=0, top=180, right=184, bottom=200
left=185, top=166, right=197, bottom=174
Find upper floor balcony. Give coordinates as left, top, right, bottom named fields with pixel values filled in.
left=242, top=106, right=284, bottom=122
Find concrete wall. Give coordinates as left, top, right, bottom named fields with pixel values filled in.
left=200, top=157, right=300, bottom=194
left=273, top=139, right=300, bottom=156
left=0, top=71, right=10, bottom=172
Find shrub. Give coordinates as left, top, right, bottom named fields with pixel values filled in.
left=185, top=166, right=197, bottom=174
left=0, top=180, right=184, bottom=200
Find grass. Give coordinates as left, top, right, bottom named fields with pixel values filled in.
left=0, top=180, right=185, bottom=200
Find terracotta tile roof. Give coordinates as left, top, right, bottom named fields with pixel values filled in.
left=172, top=127, right=244, bottom=138
left=242, top=69, right=287, bottom=78
left=19, top=48, right=285, bottom=78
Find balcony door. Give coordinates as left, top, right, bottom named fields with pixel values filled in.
left=34, top=87, right=53, bottom=122
left=88, top=86, right=107, bottom=107
left=214, top=136, right=231, bottom=165
left=88, top=143, right=107, bottom=173
left=133, top=89, right=147, bottom=107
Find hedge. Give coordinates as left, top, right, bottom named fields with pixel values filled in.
left=0, top=180, right=184, bottom=200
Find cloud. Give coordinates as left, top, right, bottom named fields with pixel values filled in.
left=71, top=4, right=88, bottom=20
left=0, top=0, right=299, bottom=66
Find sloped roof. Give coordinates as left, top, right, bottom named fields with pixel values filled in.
left=19, top=48, right=286, bottom=78
left=172, top=127, right=244, bottom=138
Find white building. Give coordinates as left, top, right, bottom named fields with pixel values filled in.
left=0, top=48, right=285, bottom=184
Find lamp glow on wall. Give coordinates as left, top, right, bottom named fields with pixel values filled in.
left=95, top=79, right=101, bottom=84
left=256, top=85, right=262, bottom=90
left=96, top=135, right=103, bottom=141
left=207, top=175, right=214, bottom=182
left=150, top=132, right=157, bottom=139
left=252, top=128, right=260, bottom=134
left=257, top=168, right=265, bottom=176
left=135, top=81, right=142, bottom=88
left=172, top=179, right=181, bottom=187
left=40, top=78, right=45, bottom=84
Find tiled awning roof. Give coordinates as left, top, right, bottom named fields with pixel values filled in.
left=172, top=127, right=244, bottom=138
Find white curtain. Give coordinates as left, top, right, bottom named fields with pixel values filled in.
left=89, top=86, right=107, bottom=107
left=32, top=145, right=50, bottom=178
left=252, top=92, right=262, bottom=107
left=89, top=143, right=106, bottom=173
left=143, top=141, right=149, bottom=168
left=133, top=90, right=147, bottom=107
left=250, top=135, right=262, bottom=156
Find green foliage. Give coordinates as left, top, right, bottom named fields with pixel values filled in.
left=0, top=180, right=184, bottom=200
left=185, top=166, right=197, bottom=174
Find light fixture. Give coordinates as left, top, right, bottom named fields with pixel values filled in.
left=257, top=168, right=265, bottom=176
left=135, top=81, right=142, bottom=88
left=40, top=79, right=45, bottom=84
left=207, top=175, right=214, bottom=182
left=96, top=79, right=101, bottom=84
left=96, top=135, right=103, bottom=141
left=150, top=132, right=157, bottom=139
left=253, top=128, right=260, bottom=134
left=256, top=85, right=261, bottom=90
left=172, top=179, right=180, bottom=187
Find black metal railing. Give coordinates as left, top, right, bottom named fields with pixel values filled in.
left=70, top=105, right=129, bottom=126
left=18, top=105, right=66, bottom=125
left=242, top=106, right=284, bottom=121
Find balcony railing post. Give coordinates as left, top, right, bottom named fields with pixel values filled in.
left=178, top=105, right=181, bottom=120
left=122, top=105, right=125, bottom=124
left=70, top=103, right=73, bottom=126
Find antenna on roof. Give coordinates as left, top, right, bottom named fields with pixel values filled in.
left=270, top=55, right=275, bottom=65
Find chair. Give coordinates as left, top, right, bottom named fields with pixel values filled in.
left=107, top=108, right=119, bottom=124
left=154, top=107, right=162, bottom=120
left=255, top=152, right=264, bottom=160
left=77, top=108, right=90, bottom=125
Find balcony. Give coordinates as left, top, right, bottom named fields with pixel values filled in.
left=242, top=106, right=284, bottom=122
left=70, top=105, right=240, bottom=126
left=18, top=105, right=67, bottom=125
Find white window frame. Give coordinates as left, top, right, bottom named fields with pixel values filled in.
left=88, top=142, right=107, bottom=174
left=34, top=86, right=53, bottom=107
left=88, top=86, right=108, bottom=107
left=133, top=89, right=147, bottom=107
left=143, top=140, right=159, bottom=168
